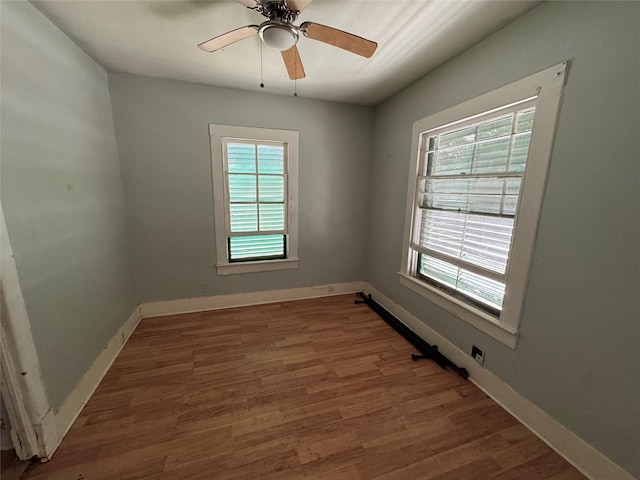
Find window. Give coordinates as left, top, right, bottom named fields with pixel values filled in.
left=400, top=62, right=567, bottom=348
left=210, top=125, right=298, bottom=275
left=415, top=102, right=536, bottom=316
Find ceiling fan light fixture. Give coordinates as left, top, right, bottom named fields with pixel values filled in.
left=260, top=24, right=298, bottom=51
left=197, top=0, right=378, bottom=82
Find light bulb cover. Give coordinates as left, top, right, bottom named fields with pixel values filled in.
left=260, top=24, right=297, bottom=51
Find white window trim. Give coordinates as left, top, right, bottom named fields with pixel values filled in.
left=209, top=124, right=299, bottom=275
left=399, top=62, right=568, bottom=349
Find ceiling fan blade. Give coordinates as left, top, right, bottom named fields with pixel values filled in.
left=286, top=0, right=312, bottom=12
left=301, top=22, right=377, bottom=58
left=233, top=0, right=259, bottom=7
left=281, top=45, right=306, bottom=80
left=198, top=25, right=259, bottom=53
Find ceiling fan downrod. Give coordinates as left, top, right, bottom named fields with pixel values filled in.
left=250, top=1, right=300, bottom=24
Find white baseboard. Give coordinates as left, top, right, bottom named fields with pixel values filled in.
left=140, top=281, right=366, bottom=318
left=362, top=283, right=636, bottom=480
left=53, top=306, right=142, bottom=446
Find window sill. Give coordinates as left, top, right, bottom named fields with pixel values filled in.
left=397, top=272, right=518, bottom=349
left=217, top=258, right=299, bottom=276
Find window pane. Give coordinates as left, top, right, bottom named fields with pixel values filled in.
left=438, top=125, right=476, bottom=148
left=476, top=114, right=513, bottom=140
left=432, top=144, right=474, bottom=175
left=228, top=174, right=256, bottom=202
left=516, top=108, right=535, bottom=133
left=419, top=210, right=513, bottom=274
left=258, top=145, right=284, bottom=174
left=419, top=255, right=459, bottom=289
left=460, top=216, right=514, bottom=272
left=419, top=210, right=463, bottom=259
left=419, top=255, right=505, bottom=311
left=509, top=132, right=531, bottom=172
left=229, top=204, right=257, bottom=232
left=258, top=175, right=284, bottom=202
left=505, top=177, right=522, bottom=195
left=425, top=152, right=435, bottom=176
left=259, top=204, right=285, bottom=231
left=229, top=234, right=285, bottom=260
left=227, top=144, right=256, bottom=173
left=471, top=137, right=510, bottom=174
left=504, top=178, right=522, bottom=215
left=457, top=269, right=505, bottom=310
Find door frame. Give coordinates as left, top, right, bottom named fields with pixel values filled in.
left=1, top=205, right=57, bottom=459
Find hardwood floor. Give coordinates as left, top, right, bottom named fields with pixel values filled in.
left=2, top=449, right=31, bottom=480
left=22, top=295, right=585, bottom=479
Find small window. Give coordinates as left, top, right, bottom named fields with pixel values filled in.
left=210, top=125, right=298, bottom=275
left=400, top=63, right=567, bottom=347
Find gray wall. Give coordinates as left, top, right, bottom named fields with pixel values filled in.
left=367, top=1, right=640, bottom=476
left=1, top=1, right=137, bottom=412
left=109, top=74, right=373, bottom=303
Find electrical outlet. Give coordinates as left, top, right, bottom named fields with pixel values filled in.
left=200, top=283, right=208, bottom=295
left=471, top=345, right=485, bottom=365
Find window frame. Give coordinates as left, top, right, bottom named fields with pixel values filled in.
left=412, top=99, right=536, bottom=315
left=209, top=125, right=299, bottom=275
left=399, top=62, right=568, bottom=348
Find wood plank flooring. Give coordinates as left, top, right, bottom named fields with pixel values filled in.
left=22, top=295, right=586, bottom=479
left=2, top=449, right=31, bottom=480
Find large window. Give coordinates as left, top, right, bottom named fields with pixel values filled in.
left=415, top=102, right=536, bottom=316
left=400, top=63, right=567, bottom=347
left=210, top=125, right=298, bottom=275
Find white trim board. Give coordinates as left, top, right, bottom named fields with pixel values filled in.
left=139, top=281, right=366, bottom=318
left=361, top=283, right=636, bottom=480
left=54, top=307, right=142, bottom=444
left=1, top=205, right=57, bottom=459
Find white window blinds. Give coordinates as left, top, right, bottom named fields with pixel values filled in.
left=411, top=101, right=536, bottom=314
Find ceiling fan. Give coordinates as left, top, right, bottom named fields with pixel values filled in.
left=197, top=0, right=378, bottom=80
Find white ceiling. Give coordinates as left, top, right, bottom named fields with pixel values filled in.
left=32, top=0, right=541, bottom=106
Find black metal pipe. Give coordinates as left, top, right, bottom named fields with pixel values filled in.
left=356, top=292, right=469, bottom=380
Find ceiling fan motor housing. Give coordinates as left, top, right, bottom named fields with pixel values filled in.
left=259, top=22, right=299, bottom=50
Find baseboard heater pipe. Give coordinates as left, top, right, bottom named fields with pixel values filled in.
left=355, top=292, right=469, bottom=380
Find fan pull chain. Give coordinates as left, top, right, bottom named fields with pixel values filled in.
left=260, top=41, right=264, bottom=88
left=293, top=51, right=298, bottom=97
